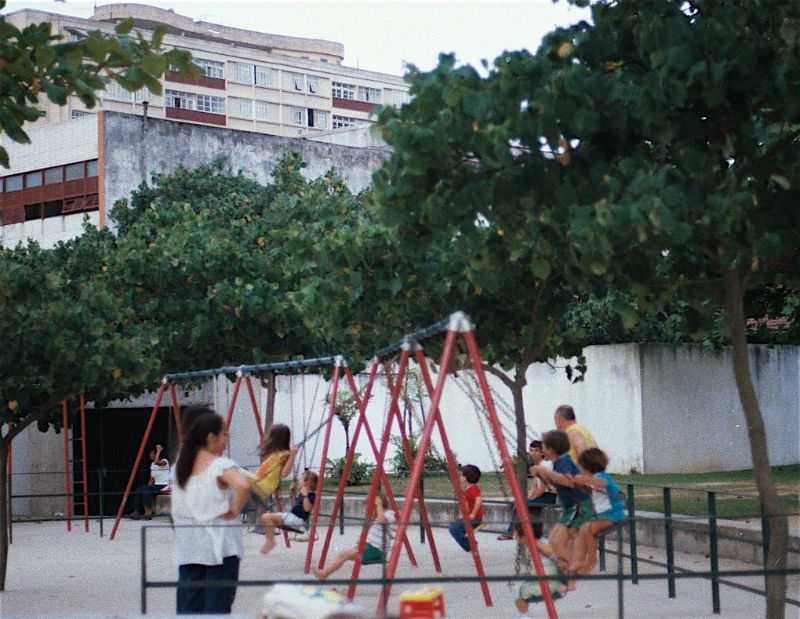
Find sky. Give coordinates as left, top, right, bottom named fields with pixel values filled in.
left=5, top=0, right=591, bottom=76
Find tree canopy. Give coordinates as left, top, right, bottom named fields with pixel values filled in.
left=372, top=1, right=799, bottom=614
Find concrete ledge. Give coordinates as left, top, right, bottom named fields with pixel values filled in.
left=318, top=494, right=799, bottom=567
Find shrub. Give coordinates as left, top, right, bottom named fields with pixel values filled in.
left=389, top=433, right=450, bottom=477
left=326, top=453, right=372, bottom=486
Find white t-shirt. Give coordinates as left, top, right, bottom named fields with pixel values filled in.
left=150, top=460, right=170, bottom=486
left=171, top=456, right=244, bottom=566
left=366, top=510, right=396, bottom=550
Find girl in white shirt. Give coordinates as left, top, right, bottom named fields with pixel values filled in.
left=171, top=408, right=250, bottom=615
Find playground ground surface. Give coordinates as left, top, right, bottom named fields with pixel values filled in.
left=1, top=517, right=797, bottom=618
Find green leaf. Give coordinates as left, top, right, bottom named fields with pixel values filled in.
left=115, top=18, right=135, bottom=35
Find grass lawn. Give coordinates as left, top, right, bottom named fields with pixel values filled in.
left=323, top=464, right=799, bottom=520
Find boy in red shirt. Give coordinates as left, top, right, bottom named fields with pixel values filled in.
left=448, top=464, right=483, bottom=551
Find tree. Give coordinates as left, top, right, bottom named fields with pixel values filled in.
left=0, top=235, right=158, bottom=589
left=372, top=0, right=799, bottom=614
left=0, top=6, right=199, bottom=590
left=371, top=52, right=594, bottom=490
left=106, top=155, right=364, bottom=373
left=0, top=1, right=197, bottom=166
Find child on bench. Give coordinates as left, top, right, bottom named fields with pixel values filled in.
left=312, top=493, right=395, bottom=579
left=260, top=470, right=318, bottom=555
left=568, top=447, right=625, bottom=574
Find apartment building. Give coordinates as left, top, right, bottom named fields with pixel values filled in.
left=0, top=4, right=405, bottom=247
left=6, top=4, right=409, bottom=136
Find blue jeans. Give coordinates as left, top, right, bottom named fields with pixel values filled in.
left=177, top=555, right=240, bottom=614
left=448, top=518, right=482, bottom=552
left=132, top=484, right=166, bottom=514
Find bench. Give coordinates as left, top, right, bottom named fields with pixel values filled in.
left=154, top=490, right=171, bottom=516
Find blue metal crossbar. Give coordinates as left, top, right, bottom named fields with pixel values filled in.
left=163, top=356, right=340, bottom=382
left=373, top=315, right=454, bottom=360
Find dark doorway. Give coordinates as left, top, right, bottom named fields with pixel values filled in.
left=73, top=407, right=178, bottom=516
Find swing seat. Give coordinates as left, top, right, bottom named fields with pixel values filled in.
left=279, top=524, right=306, bottom=535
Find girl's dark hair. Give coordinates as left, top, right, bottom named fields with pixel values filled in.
left=542, top=430, right=570, bottom=456
left=182, top=405, right=213, bottom=435
left=578, top=447, right=609, bottom=474
left=260, top=423, right=291, bottom=459
left=175, top=410, right=223, bottom=488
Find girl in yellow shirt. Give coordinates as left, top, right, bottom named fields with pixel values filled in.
left=245, top=424, right=298, bottom=501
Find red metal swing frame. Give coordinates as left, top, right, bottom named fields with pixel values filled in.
left=356, top=312, right=559, bottom=619
left=109, top=357, right=348, bottom=542
left=307, top=359, right=443, bottom=575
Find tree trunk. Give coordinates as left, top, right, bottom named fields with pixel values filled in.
left=724, top=269, right=787, bottom=618
left=0, top=437, right=9, bottom=591
left=509, top=376, right=528, bottom=496
left=344, top=423, right=350, bottom=454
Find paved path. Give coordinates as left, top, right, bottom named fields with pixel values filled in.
left=0, top=518, right=796, bottom=617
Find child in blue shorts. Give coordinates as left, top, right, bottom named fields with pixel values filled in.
left=569, top=447, right=625, bottom=574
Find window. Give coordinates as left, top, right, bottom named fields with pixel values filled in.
left=65, top=162, right=85, bottom=181
left=196, top=94, right=225, bottom=114
left=71, top=110, right=92, bottom=119
left=25, top=171, right=42, bottom=188
left=44, top=167, right=64, bottom=184
left=290, top=107, right=305, bottom=126
left=332, top=115, right=357, bottom=129
left=307, top=77, right=319, bottom=94
left=165, top=89, right=193, bottom=110
left=196, top=58, right=225, bottom=79
left=386, top=89, right=410, bottom=106
left=255, top=65, right=272, bottom=87
left=134, top=88, right=149, bottom=104
left=358, top=86, right=382, bottom=103
left=307, top=109, right=327, bottom=129
left=231, top=98, right=254, bottom=119
left=5, top=174, right=23, bottom=191
left=103, top=80, right=132, bottom=102
left=332, top=81, right=356, bottom=100
left=255, top=100, right=273, bottom=121
left=87, top=160, right=98, bottom=177
left=24, top=203, right=42, bottom=221
left=291, top=73, right=305, bottom=91
left=43, top=200, right=63, bottom=218
left=232, top=62, right=254, bottom=84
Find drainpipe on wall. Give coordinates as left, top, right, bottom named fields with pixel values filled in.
left=139, top=100, right=149, bottom=184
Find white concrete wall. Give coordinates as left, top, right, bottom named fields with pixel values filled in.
left=641, top=343, right=800, bottom=473
left=13, top=342, right=800, bottom=516
left=102, top=112, right=390, bottom=211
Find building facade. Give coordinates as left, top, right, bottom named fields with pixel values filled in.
left=6, top=4, right=409, bottom=138
left=0, top=111, right=390, bottom=248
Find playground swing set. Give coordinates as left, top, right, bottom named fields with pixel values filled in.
left=314, top=312, right=559, bottom=619
left=42, top=311, right=560, bottom=619
left=109, top=356, right=348, bottom=542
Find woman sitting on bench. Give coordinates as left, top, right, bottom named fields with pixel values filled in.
left=259, top=470, right=318, bottom=555
left=498, top=439, right=557, bottom=540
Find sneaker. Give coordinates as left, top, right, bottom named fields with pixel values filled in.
left=497, top=534, right=514, bottom=541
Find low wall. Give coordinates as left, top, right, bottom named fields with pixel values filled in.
left=318, top=494, right=799, bottom=568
